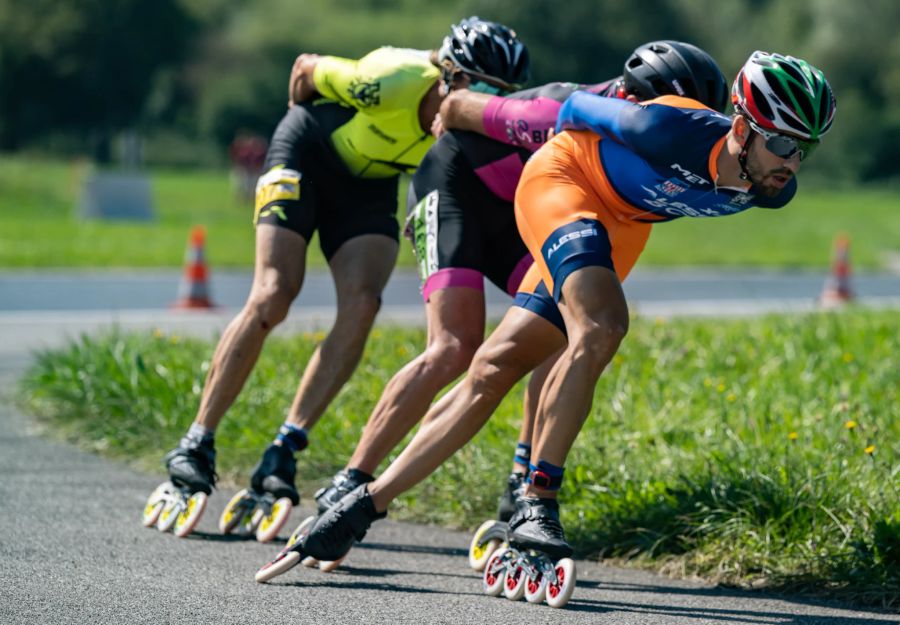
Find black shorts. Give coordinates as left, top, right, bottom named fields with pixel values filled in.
left=254, top=102, right=400, bottom=260
left=406, top=130, right=531, bottom=301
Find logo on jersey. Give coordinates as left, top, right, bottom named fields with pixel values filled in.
left=348, top=79, right=381, bottom=107
left=730, top=192, right=754, bottom=207
left=656, top=179, right=687, bottom=197
left=546, top=226, right=598, bottom=258
left=670, top=163, right=710, bottom=186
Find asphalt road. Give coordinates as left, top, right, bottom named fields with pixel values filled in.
left=1, top=279, right=898, bottom=623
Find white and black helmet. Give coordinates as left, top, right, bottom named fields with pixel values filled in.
left=437, top=16, right=530, bottom=91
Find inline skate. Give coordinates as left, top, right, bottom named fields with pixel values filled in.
left=285, top=468, right=374, bottom=571
left=481, top=496, right=577, bottom=608
left=467, top=471, right=525, bottom=570
left=255, top=483, right=384, bottom=583
left=141, top=436, right=217, bottom=538
left=218, top=443, right=298, bottom=543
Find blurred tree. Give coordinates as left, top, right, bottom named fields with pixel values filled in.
left=0, top=0, right=196, bottom=159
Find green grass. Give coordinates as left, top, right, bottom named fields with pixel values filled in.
left=16, top=309, right=899, bottom=607
left=1, top=154, right=899, bottom=270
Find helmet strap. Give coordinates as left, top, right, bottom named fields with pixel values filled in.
left=738, top=127, right=755, bottom=182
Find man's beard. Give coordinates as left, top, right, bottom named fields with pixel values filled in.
left=747, top=161, right=794, bottom=198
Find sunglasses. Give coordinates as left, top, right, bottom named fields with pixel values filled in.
left=440, top=62, right=516, bottom=96
left=748, top=120, right=818, bottom=162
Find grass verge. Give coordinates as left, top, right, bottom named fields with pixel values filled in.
left=16, top=309, right=899, bottom=608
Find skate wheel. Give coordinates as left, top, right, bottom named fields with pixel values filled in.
left=235, top=503, right=260, bottom=537
left=468, top=520, right=503, bottom=571
left=141, top=483, right=169, bottom=527
left=254, top=549, right=301, bottom=583
left=524, top=571, right=547, bottom=604
left=219, top=488, right=251, bottom=534
left=174, top=491, right=208, bottom=538
left=318, top=555, right=345, bottom=573
left=502, top=561, right=527, bottom=601
left=156, top=497, right=180, bottom=532
left=287, top=516, right=316, bottom=549
left=302, top=556, right=319, bottom=568
left=545, top=558, right=576, bottom=609
left=482, top=548, right=508, bottom=597
left=256, top=497, right=293, bottom=543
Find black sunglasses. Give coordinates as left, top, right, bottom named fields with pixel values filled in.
left=748, top=120, right=819, bottom=161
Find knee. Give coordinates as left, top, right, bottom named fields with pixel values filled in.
left=244, top=279, right=297, bottom=329
left=424, top=336, right=479, bottom=381
left=570, top=315, right=628, bottom=368
left=338, top=289, right=383, bottom=324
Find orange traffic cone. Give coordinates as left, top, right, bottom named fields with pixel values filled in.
left=818, top=234, right=854, bottom=308
left=172, top=225, right=216, bottom=309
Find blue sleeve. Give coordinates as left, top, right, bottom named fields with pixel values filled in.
left=555, top=91, right=634, bottom=142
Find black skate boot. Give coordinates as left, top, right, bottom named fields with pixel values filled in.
left=314, top=468, right=375, bottom=514
left=302, top=484, right=386, bottom=562
left=506, top=496, right=573, bottom=561
left=164, top=436, right=217, bottom=495
left=497, top=471, right=526, bottom=523
left=250, top=443, right=300, bottom=505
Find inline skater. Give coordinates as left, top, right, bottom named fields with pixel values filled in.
left=257, top=50, right=835, bottom=609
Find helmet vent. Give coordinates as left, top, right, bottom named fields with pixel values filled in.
left=749, top=82, right=774, bottom=121
left=788, top=81, right=815, bottom=124
left=778, top=109, right=808, bottom=134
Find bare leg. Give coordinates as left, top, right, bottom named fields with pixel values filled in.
left=511, top=351, right=561, bottom=474
left=346, top=287, right=486, bottom=475
left=286, top=235, right=398, bottom=430
left=526, top=266, right=629, bottom=499
left=194, top=224, right=306, bottom=429
left=368, top=307, right=566, bottom=512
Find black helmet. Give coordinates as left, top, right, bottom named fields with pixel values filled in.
left=623, top=40, right=729, bottom=112
left=438, top=16, right=530, bottom=92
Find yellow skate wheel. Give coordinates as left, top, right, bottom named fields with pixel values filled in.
left=156, top=497, right=180, bottom=533
left=256, top=497, right=293, bottom=543
left=174, top=491, right=208, bottom=538
left=219, top=488, right=251, bottom=534
left=469, top=520, right=503, bottom=571
left=545, top=558, right=576, bottom=609
left=286, top=515, right=316, bottom=549
left=141, top=483, right=169, bottom=527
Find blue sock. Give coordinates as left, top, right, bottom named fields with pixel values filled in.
left=513, top=442, right=531, bottom=468
left=527, top=459, right=565, bottom=491
left=275, top=423, right=308, bottom=453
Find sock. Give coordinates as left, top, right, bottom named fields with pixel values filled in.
left=513, top=442, right=531, bottom=468
left=527, top=459, right=565, bottom=491
left=275, top=422, right=308, bottom=453
left=185, top=423, right=215, bottom=445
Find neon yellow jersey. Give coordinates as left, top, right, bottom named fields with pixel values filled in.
left=313, top=47, right=440, bottom=178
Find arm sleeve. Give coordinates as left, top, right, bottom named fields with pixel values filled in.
left=311, top=56, right=363, bottom=108
left=482, top=96, right=564, bottom=152
left=555, top=91, right=635, bottom=141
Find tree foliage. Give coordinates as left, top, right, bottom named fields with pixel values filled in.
left=1, top=0, right=898, bottom=181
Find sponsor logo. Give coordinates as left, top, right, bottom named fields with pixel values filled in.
left=348, top=79, right=381, bottom=107
left=656, top=179, right=687, bottom=197
left=730, top=192, right=754, bottom=206
left=546, top=227, right=598, bottom=258
left=367, top=123, right=397, bottom=144
left=670, top=163, right=710, bottom=185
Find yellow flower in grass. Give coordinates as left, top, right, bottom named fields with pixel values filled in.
left=844, top=420, right=857, bottom=430
left=153, top=328, right=165, bottom=339
left=703, top=378, right=712, bottom=388
left=864, top=445, right=875, bottom=455
left=717, top=383, right=726, bottom=393
left=842, top=352, right=854, bottom=363
left=788, top=432, right=799, bottom=441
left=726, top=393, right=737, bottom=402
left=169, top=335, right=181, bottom=345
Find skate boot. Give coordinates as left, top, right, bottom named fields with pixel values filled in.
left=141, top=437, right=216, bottom=538
left=283, top=468, right=376, bottom=570
left=468, top=471, right=525, bottom=571
left=481, top=496, right=577, bottom=608
left=255, top=484, right=386, bottom=583
left=218, top=443, right=298, bottom=543
left=313, top=468, right=375, bottom=514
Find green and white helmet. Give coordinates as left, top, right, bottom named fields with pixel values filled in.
left=732, top=51, right=836, bottom=140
